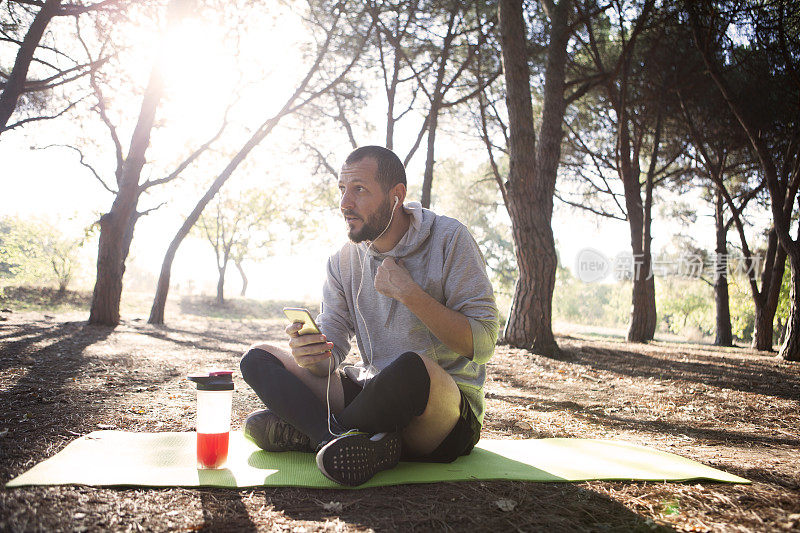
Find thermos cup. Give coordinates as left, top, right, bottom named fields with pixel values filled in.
left=188, top=370, right=234, bottom=469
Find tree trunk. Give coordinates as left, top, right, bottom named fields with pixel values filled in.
left=57, top=277, right=69, bottom=295
left=386, top=100, right=395, bottom=150
left=216, top=266, right=226, bottom=305
left=420, top=107, right=440, bottom=208
left=88, top=203, right=140, bottom=325
left=86, top=0, right=197, bottom=326
left=780, top=256, right=800, bottom=361
left=419, top=12, right=454, bottom=209
left=148, top=229, right=183, bottom=325
left=603, top=3, right=657, bottom=343
left=627, top=271, right=657, bottom=342
left=779, top=318, right=787, bottom=346
left=764, top=247, right=787, bottom=348
left=0, top=0, right=61, bottom=133
left=622, top=171, right=657, bottom=342
left=713, top=190, right=733, bottom=346
left=504, top=193, right=560, bottom=354
left=385, top=53, right=398, bottom=150
left=235, top=260, right=248, bottom=297
left=498, top=0, right=569, bottom=356
left=638, top=123, right=658, bottom=342
left=611, top=85, right=656, bottom=342
left=617, top=107, right=657, bottom=342
left=89, top=65, right=163, bottom=326
left=751, top=229, right=786, bottom=350
left=751, top=307, right=773, bottom=351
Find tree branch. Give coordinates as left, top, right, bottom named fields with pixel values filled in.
left=403, top=114, right=428, bottom=166
left=303, top=142, right=339, bottom=180
left=137, top=201, right=168, bottom=218
left=35, top=143, right=117, bottom=193
left=75, top=17, right=124, bottom=182
left=441, top=68, right=501, bottom=109
left=140, top=110, right=230, bottom=192
left=283, top=15, right=375, bottom=116
left=554, top=191, right=628, bottom=221
left=1, top=96, right=82, bottom=132
left=565, top=119, right=626, bottom=216
left=477, top=89, right=507, bottom=205
left=21, top=57, right=108, bottom=92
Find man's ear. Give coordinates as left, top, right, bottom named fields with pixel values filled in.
left=392, top=183, right=406, bottom=207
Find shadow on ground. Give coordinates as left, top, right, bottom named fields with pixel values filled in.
left=199, top=489, right=258, bottom=531
left=520, top=339, right=800, bottom=401
left=252, top=482, right=673, bottom=532
left=1, top=313, right=796, bottom=531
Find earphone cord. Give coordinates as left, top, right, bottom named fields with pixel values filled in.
left=325, top=197, right=399, bottom=438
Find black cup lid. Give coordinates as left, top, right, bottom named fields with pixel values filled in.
left=188, top=370, right=234, bottom=391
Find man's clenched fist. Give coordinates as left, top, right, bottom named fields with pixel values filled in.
left=374, top=257, right=420, bottom=303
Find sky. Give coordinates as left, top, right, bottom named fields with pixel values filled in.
left=0, top=1, right=776, bottom=310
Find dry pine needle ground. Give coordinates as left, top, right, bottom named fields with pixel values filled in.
left=1, top=304, right=799, bottom=532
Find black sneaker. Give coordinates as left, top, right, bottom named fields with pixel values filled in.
left=315, top=431, right=402, bottom=486
left=243, top=409, right=314, bottom=453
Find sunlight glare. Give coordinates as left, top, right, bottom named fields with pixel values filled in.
left=149, top=6, right=306, bottom=148
left=157, top=19, right=237, bottom=143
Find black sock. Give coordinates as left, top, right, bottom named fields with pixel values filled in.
left=337, top=351, right=431, bottom=434
left=239, top=348, right=340, bottom=447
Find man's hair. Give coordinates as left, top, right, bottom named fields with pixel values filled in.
left=344, top=146, right=406, bottom=191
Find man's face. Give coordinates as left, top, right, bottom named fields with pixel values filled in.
left=338, top=158, right=393, bottom=243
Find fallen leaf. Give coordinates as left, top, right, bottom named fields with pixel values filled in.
left=495, top=498, right=517, bottom=512
left=515, top=420, right=533, bottom=430
left=97, top=424, right=116, bottom=430
left=322, top=501, right=343, bottom=513
left=73, top=512, right=86, bottom=519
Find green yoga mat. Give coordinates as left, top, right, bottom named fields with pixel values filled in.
left=5, top=431, right=748, bottom=489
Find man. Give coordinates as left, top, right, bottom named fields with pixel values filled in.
left=240, top=146, right=498, bottom=486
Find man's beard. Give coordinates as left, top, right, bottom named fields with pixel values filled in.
left=345, top=196, right=393, bottom=243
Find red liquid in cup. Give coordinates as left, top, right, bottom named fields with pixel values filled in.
left=197, top=432, right=229, bottom=469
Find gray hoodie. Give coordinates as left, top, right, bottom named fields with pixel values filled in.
left=316, top=202, right=499, bottom=425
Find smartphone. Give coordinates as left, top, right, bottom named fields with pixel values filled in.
left=282, top=307, right=321, bottom=336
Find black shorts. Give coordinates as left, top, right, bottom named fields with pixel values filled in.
left=339, top=369, right=482, bottom=463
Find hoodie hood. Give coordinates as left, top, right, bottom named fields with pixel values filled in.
left=365, top=201, right=434, bottom=259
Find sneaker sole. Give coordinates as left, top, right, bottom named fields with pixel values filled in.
left=316, top=432, right=401, bottom=486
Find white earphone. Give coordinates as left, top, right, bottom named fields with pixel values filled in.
left=324, top=192, right=401, bottom=437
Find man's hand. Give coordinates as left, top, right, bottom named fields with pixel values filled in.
left=286, top=322, right=334, bottom=376
left=374, top=257, right=420, bottom=303
left=376, top=258, right=475, bottom=358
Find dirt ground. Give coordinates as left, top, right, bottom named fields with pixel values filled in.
left=1, top=297, right=799, bottom=532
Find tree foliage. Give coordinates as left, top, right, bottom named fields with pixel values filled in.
left=0, top=215, right=89, bottom=292
left=431, top=158, right=516, bottom=295
left=0, top=0, right=128, bottom=135
left=2, top=0, right=798, bottom=358
left=195, top=188, right=278, bottom=304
